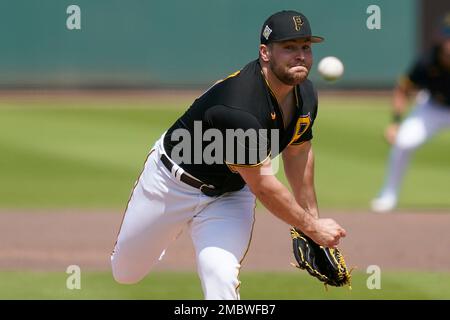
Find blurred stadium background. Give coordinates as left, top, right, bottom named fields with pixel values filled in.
left=0, top=0, right=449, bottom=299
left=0, top=0, right=423, bottom=88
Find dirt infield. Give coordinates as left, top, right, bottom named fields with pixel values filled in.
left=1, top=209, right=449, bottom=272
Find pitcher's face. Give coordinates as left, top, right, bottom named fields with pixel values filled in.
left=268, top=38, right=313, bottom=85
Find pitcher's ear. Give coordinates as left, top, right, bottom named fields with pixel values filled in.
left=259, top=44, right=271, bottom=62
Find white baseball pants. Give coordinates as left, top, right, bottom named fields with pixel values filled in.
left=378, top=93, right=450, bottom=199
left=111, top=135, right=256, bottom=300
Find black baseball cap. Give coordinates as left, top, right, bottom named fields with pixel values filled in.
left=260, top=10, right=324, bottom=44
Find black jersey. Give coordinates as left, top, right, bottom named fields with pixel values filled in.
left=406, top=45, right=450, bottom=106
left=163, top=59, right=318, bottom=193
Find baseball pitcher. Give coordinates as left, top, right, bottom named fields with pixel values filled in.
left=111, top=10, right=346, bottom=299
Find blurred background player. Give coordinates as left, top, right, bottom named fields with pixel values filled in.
left=371, top=13, right=450, bottom=213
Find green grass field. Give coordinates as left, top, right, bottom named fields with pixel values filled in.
left=1, top=271, right=449, bottom=300
left=1, top=94, right=449, bottom=300
left=1, top=95, right=449, bottom=209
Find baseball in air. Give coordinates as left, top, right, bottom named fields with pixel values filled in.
left=317, top=56, right=344, bottom=81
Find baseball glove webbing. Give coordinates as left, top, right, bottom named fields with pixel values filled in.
left=290, top=227, right=353, bottom=290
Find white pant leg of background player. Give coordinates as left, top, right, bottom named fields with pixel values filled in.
left=111, top=142, right=202, bottom=284
left=190, top=186, right=256, bottom=300
left=378, top=97, right=450, bottom=200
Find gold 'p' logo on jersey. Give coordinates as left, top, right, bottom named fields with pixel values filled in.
left=293, top=16, right=303, bottom=31
left=289, top=113, right=311, bottom=145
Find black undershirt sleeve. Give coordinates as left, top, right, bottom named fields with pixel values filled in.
left=407, top=59, right=429, bottom=88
